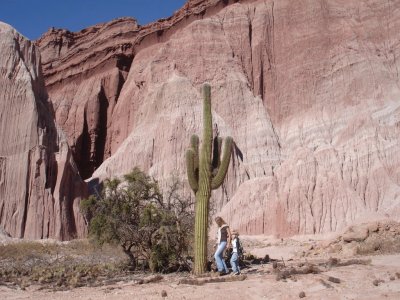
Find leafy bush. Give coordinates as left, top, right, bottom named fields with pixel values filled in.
left=81, top=168, right=194, bottom=272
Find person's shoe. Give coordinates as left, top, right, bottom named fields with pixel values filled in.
left=234, top=272, right=241, bottom=275
left=219, top=271, right=227, bottom=276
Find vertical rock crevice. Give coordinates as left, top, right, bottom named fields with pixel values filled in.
left=94, top=86, right=109, bottom=170
left=75, top=109, right=91, bottom=180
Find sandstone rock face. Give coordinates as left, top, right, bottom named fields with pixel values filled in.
left=217, top=0, right=400, bottom=236
left=36, top=17, right=139, bottom=179
left=0, top=22, right=86, bottom=240
left=37, top=0, right=400, bottom=237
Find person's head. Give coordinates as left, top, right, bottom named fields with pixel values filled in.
left=232, top=230, right=239, bottom=238
left=214, top=216, right=226, bottom=227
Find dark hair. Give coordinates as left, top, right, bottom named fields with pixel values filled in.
left=215, top=216, right=226, bottom=227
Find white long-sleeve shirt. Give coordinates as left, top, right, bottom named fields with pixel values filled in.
left=232, top=238, right=238, bottom=253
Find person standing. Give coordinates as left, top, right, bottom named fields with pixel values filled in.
left=214, top=216, right=231, bottom=276
left=230, top=230, right=241, bottom=275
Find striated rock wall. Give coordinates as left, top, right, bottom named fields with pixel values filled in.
left=36, top=0, right=400, bottom=236
left=0, top=22, right=86, bottom=240
left=218, top=0, right=400, bottom=235
left=36, top=17, right=138, bottom=179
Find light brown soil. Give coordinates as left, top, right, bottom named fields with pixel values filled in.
left=1, top=231, right=400, bottom=300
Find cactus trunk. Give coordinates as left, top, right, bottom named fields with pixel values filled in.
left=194, top=191, right=210, bottom=274
left=186, top=83, right=233, bottom=275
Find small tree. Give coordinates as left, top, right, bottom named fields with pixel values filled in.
left=81, top=168, right=194, bottom=272
left=150, top=176, right=195, bottom=272
left=80, top=167, right=162, bottom=270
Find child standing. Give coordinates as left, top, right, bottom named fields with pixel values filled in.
left=230, top=230, right=241, bottom=275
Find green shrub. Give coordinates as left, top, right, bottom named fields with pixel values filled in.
left=81, top=168, right=194, bottom=272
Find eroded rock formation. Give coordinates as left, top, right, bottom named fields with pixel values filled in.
left=0, top=22, right=86, bottom=240
left=35, top=0, right=400, bottom=236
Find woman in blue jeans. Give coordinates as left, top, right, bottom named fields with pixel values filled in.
left=214, top=216, right=231, bottom=276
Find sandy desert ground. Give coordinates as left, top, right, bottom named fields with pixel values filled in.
left=1, top=222, right=400, bottom=299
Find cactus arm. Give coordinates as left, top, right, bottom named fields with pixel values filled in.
left=190, top=134, right=200, bottom=148
left=190, top=134, right=199, bottom=149
left=211, top=136, right=233, bottom=189
left=190, top=134, right=199, bottom=178
left=212, top=136, right=223, bottom=175
left=186, top=149, right=198, bottom=192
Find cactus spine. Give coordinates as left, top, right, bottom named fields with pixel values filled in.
left=186, top=83, right=233, bottom=275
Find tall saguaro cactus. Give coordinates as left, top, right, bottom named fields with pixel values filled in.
left=186, top=83, right=233, bottom=275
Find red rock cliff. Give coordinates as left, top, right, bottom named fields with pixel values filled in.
left=36, top=0, right=400, bottom=236
left=0, top=22, right=86, bottom=240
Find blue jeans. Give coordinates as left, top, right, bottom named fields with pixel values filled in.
left=230, top=252, right=240, bottom=273
left=214, top=241, right=228, bottom=273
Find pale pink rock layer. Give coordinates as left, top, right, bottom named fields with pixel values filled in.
left=34, top=0, right=400, bottom=237
left=0, top=22, right=86, bottom=240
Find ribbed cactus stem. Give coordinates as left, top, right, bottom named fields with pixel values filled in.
left=186, top=83, right=233, bottom=275
left=211, top=136, right=233, bottom=189
left=191, top=134, right=199, bottom=171
left=194, top=188, right=209, bottom=274
left=186, top=149, right=198, bottom=192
